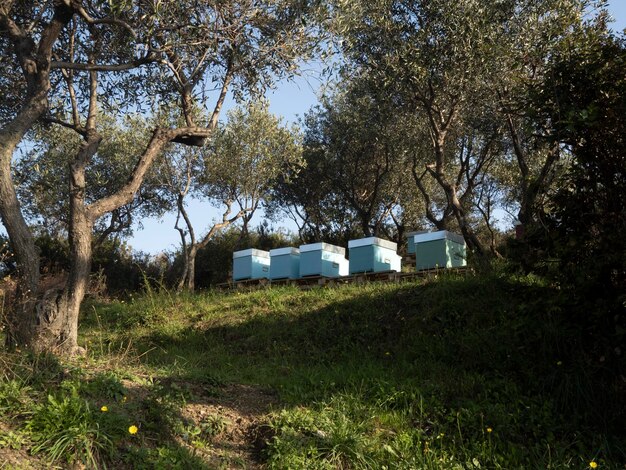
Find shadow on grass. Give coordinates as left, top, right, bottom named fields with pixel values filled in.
left=85, top=275, right=626, bottom=466
left=135, top=278, right=570, bottom=398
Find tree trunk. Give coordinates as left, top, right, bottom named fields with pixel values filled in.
left=185, top=246, right=198, bottom=292
left=22, top=136, right=98, bottom=355
left=177, top=249, right=190, bottom=292
left=0, top=143, right=41, bottom=348
left=177, top=245, right=199, bottom=292
left=444, top=182, right=485, bottom=255
left=0, top=2, right=75, bottom=349
left=433, top=218, right=450, bottom=231
left=360, top=215, right=372, bottom=237
left=237, top=214, right=252, bottom=249
left=31, top=207, right=93, bottom=355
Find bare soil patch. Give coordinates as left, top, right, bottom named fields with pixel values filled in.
left=181, top=383, right=279, bottom=469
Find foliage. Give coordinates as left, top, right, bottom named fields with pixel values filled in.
left=26, top=389, right=115, bottom=467
left=0, top=235, right=15, bottom=276
left=0, top=378, right=31, bottom=418
left=177, top=224, right=298, bottom=289
left=0, top=0, right=324, bottom=352
left=326, top=0, right=610, bottom=255
left=0, top=232, right=165, bottom=295
left=1, top=273, right=625, bottom=466
left=532, top=31, right=626, bottom=362
left=0, top=349, right=217, bottom=468
left=15, top=115, right=166, bottom=239
left=206, top=102, right=304, bottom=215
left=273, top=81, right=421, bottom=243
left=153, top=101, right=303, bottom=290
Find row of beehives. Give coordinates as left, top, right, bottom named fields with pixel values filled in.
left=232, top=230, right=467, bottom=282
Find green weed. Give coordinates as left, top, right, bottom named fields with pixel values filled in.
left=0, top=379, right=31, bottom=417
left=0, top=429, right=27, bottom=450
left=26, top=390, right=114, bottom=468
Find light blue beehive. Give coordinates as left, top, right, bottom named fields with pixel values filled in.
left=405, top=230, right=428, bottom=254
left=348, top=237, right=402, bottom=274
left=413, top=231, right=466, bottom=270
left=299, top=242, right=349, bottom=278
left=232, top=248, right=270, bottom=281
left=269, top=247, right=300, bottom=280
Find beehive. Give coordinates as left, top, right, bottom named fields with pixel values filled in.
left=232, top=248, right=270, bottom=281
left=269, top=247, right=300, bottom=280
left=405, top=230, right=428, bottom=254
left=299, top=242, right=349, bottom=277
left=413, top=231, right=466, bottom=270
left=348, top=237, right=402, bottom=274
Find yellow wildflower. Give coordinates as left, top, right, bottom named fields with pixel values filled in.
left=557, top=361, right=563, bottom=366
left=589, top=461, right=598, bottom=469
left=100, top=406, right=108, bottom=412
left=486, top=427, right=493, bottom=433
left=128, top=425, right=138, bottom=435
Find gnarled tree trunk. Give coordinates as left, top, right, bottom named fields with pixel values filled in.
left=32, top=207, right=93, bottom=356
left=0, top=3, right=74, bottom=349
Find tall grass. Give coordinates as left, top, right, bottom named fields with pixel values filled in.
left=1, top=272, right=624, bottom=468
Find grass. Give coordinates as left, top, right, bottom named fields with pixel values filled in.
left=1, top=272, right=624, bottom=468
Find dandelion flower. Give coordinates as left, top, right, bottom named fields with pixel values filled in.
left=100, top=405, right=108, bottom=412
left=486, top=427, right=493, bottom=433
left=557, top=361, right=563, bottom=366
left=589, top=461, right=598, bottom=469
left=128, top=425, right=138, bottom=435
left=385, top=352, right=391, bottom=356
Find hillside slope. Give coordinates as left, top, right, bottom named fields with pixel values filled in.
left=1, top=273, right=624, bottom=468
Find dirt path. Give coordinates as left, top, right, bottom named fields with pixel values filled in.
left=179, top=383, right=280, bottom=469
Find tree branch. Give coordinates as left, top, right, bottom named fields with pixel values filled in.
left=196, top=201, right=249, bottom=251
left=87, top=126, right=211, bottom=219
left=51, top=55, right=155, bottom=72
left=71, top=3, right=137, bottom=38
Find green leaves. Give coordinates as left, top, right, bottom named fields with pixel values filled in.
left=205, top=101, right=304, bottom=207
left=27, top=391, right=114, bottom=468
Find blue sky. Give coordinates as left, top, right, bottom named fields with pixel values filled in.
left=127, top=2, right=626, bottom=254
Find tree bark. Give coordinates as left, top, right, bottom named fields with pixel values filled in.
left=33, top=200, right=93, bottom=355
left=1, top=2, right=235, bottom=354
left=360, top=213, right=372, bottom=237
left=1, top=144, right=40, bottom=347
left=183, top=245, right=198, bottom=291
left=447, top=185, right=484, bottom=255
left=25, top=123, right=101, bottom=354
left=177, top=202, right=248, bottom=292
left=505, top=113, right=560, bottom=227
left=1, top=3, right=74, bottom=348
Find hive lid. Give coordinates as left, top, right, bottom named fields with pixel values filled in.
left=413, top=230, right=465, bottom=245
left=233, top=248, right=270, bottom=259
left=348, top=237, right=397, bottom=251
left=405, top=230, right=428, bottom=238
left=299, top=242, right=346, bottom=255
left=269, top=247, right=300, bottom=256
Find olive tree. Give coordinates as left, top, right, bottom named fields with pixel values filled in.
left=158, top=103, right=303, bottom=291
left=0, top=1, right=321, bottom=354
left=331, top=0, right=607, bottom=256
left=15, top=115, right=166, bottom=243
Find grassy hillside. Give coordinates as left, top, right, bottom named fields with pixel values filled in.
left=1, top=273, right=624, bottom=468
